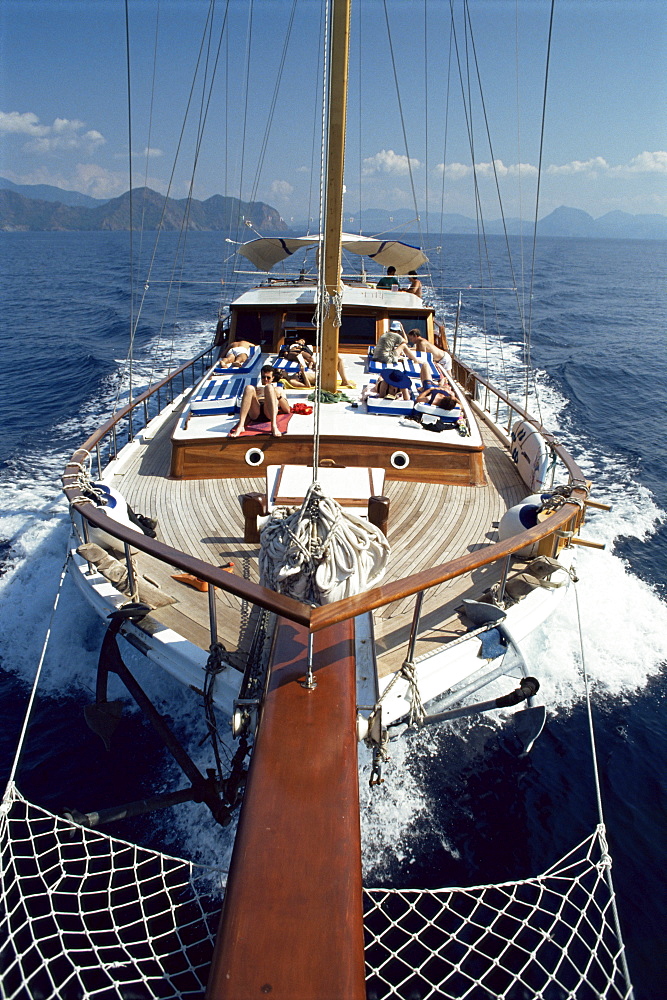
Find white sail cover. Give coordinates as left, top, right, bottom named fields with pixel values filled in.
left=238, top=233, right=428, bottom=274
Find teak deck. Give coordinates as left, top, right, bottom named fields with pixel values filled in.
left=112, top=396, right=527, bottom=678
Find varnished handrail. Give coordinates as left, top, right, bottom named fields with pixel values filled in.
left=64, top=356, right=586, bottom=635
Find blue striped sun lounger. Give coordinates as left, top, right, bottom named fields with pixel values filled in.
left=212, top=344, right=262, bottom=375
left=366, top=347, right=440, bottom=379
left=272, top=356, right=304, bottom=375
left=190, top=375, right=246, bottom=415
left=364, top=378, right=416, bottom=417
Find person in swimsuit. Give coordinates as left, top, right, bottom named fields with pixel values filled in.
left=230, top=366, right=291, bottom=437
left=401, top=271, right=422, bottom=297
left=415, top=363, right=458, bottom=410
left=219, top=340, right=254, bottom=368
left=406, top=329, right=452, bottom=371
left=279, top=353, right=353, bottom=388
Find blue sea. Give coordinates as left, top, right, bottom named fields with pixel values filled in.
left=1, top=231, right=665, bottom=999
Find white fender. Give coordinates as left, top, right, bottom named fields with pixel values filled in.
left=88, top=483, right=137, bottom=551
left=510, top=419, right=554, bottom=492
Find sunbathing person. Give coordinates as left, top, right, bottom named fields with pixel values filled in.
left=280, top=353, right=353, bottom=388
left=219, top=339, right=254, bottom=368
left=229, top=366, right=290, bottom=437
left=406, top=328, right=452, bottom=370
left=362, top=368, right=412, bottom=402
left=281, top=338, right=316, bottom=373
left=415, top=365, right=459, bottom=411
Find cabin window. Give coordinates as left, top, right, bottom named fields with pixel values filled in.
left=394, top=316, right=427, bottom=339
left=234, top=311, right=274, bottom=346
left=339, top=314, right=376, bottom=345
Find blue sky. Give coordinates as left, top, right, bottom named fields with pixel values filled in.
left=1, top=0, right=665, bottom=222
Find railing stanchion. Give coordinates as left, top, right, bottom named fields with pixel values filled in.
left=124, top=543, right=138, bottom=599
left=143, top=399, right=149, bottom=427
left=405, top=591, right=424, bottom=664
left=497, top=554, right=512, bottom=605
left=96, top=443, right=103, bottom=479
left=208, top=584, right=218, bottom=645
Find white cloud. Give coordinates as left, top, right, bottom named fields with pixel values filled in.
left=625, top=150, right=667, bottom=174
left=362, top=149, right=420, bottom=176
left=546, top=152, right=667, bottom=177
left=0, top=110, right=106, bottom=153
left=547, top=156, right=609, bottom=176
left=270, top=179, right=293, bottom=198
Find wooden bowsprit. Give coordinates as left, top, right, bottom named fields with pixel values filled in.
left=206, top=617, right=366, bottom=1000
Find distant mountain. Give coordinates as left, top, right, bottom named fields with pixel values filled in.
left=297, top=204, right=667, bottom=240
left=0, top=186, right=287, bottom=233
left=0, top=176, right=106, bottom=208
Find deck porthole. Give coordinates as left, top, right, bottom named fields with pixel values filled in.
left=245, top=447, right=265, bottom=467
left=390, top=450, right=410, bottom=470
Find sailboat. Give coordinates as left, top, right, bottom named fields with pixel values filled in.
left=1, top=2, right=635, bottom=998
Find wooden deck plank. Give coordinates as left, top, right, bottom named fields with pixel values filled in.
left=112, top=411, right=528, bottom=675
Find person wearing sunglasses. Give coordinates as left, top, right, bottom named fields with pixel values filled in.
left=230, top=366, right=291, bottom=438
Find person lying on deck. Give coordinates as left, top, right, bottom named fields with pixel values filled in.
left=361, top=368, right=412, bottom=402
left=281, top=338, right=315, bottom=373
left=229, top=366, right=290, bottom=437
left=406, top=329, right=452, bottom=370
left=416, top=363, right=459, bottom=410
left=218, top=339, right=254, bottom=368
left=279, top=353, right=353, bottom=388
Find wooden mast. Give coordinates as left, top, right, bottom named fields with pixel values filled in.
left=320, top=0, right=351, bottom=392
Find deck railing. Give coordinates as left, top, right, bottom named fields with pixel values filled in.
left=86, top=345, right=216, bottom=479
left=63, top=354, right=588, bottom=647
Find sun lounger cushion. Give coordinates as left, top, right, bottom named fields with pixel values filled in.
left=190, top=375, right=246, bottom=415
left=366, top=347, right=440, bottom=379
left=414, top=399, right=461, bottom=423
left=212, top=344, right=262, bottom=375
left=272, top=356, right=304, bottom=374
left=364, top=379, right=416, bottom=417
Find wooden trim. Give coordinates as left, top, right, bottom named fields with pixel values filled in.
left=206, top=617, right=365, bottom=1000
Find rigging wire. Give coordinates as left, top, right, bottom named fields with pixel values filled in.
left=526, top=0, right=556, bottom=413
left=124, top=0, right=135, bottom=411
left=381, top=0, right=424, bottom=256
left=248, top=0, right=299, bottom=208
left=573, top=582, right=636, bottom=1000
left=119, top=0, right=226, bottom=403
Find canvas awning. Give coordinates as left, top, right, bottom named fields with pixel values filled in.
left=237, top=234, right=428, bottom=274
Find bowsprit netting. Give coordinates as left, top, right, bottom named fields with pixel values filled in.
left=0, top=783, right=222, bottom=1000
left=364, top=825, right=632, bottom=1000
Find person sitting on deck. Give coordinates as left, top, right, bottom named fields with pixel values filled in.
left=376, top=266, right=400, bottom=290
left=219, top=339, right=254, bottom=368
left=372, top=321, right=417, bottom=365
left=230, top=366, right=290, bottom=438
left=401, top=271, right=422, bottom=298
left=279, top=353, right=353, bottom=388
left=415, top=363, right=458, bottom=411
left=406, top=328, right=452, bottom=371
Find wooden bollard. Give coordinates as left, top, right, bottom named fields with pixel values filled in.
left=241, top=492, right=268, bottom=543
left=368, top=495, right=390, bottom=536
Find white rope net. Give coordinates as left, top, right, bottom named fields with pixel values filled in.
left=363, top=824, right=633, bottom=1000
left=0, top=783, right=221, bottom=1000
